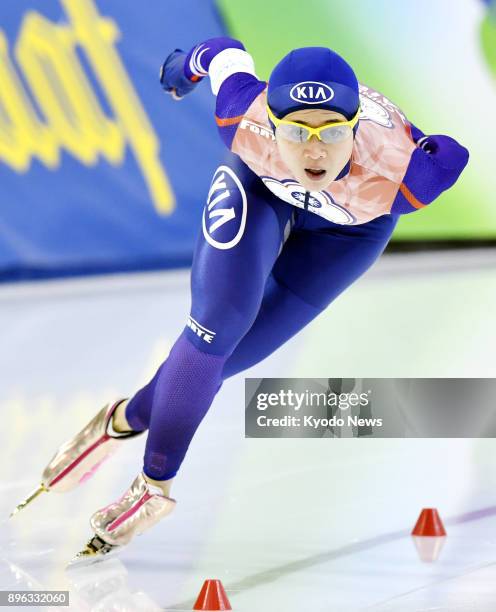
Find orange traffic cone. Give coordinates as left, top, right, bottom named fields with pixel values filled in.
left=193, top=579, right=232, bottom=611
left=412, top=508, right=447, bottom=536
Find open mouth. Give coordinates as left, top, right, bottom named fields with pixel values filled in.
left=304, top=168, right=326, bottom=180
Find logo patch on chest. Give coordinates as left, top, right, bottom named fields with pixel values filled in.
left=261, top=177, right=355, bottom=225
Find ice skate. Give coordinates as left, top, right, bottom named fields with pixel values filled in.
left=68, top=472, right=176, bottom=568
left=10, top=399, right=144, bottom=518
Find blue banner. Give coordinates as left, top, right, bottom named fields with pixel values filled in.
left=0, top=0, right=228, bottom=280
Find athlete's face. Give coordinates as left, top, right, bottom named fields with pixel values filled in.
left=275, top=109, right=354, bottom=191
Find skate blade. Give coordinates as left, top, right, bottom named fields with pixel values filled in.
left=9, top=484, right=48, bottom=518
left=66, top=535, right=121, bottom=570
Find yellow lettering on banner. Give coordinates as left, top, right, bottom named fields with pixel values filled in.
left=62, top=0, right=174, bottom=211
left=15, top=12, right=124, bottom=166
left=0, top=0, right=175, bottom=214
left=0, top=31, right=57, bottom=170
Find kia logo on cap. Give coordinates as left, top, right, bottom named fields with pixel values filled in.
left=290, top=81, right=335, bottom=104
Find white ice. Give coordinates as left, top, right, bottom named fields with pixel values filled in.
left=1, top=249, right=496, bottom=611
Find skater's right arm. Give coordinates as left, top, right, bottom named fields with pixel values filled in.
left=159, top=37, right=266, bottom=148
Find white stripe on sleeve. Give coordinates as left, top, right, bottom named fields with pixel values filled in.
left=208, top=48, right=257, bottom=95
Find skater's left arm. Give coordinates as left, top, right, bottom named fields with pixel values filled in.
left=391, top=123, right=469, bottom=214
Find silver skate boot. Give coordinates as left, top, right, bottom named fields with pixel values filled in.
left=10, top=399, right=144, bottom=517
left=68, top=472, right=176, bottom=567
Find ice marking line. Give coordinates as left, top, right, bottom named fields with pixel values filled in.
left=365, top=558, right=496, bottom=610
left=165, top=504, right=496, bottom=610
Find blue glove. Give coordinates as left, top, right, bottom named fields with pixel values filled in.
left=410, top=123, right=439, bottom=153
left=159, top=49, right=199, bottom=100
left=416, top=135, right=439, bottom=155
left=416, top=134, right=469, bottom=170
left=410, top=123, right=438, bottom=153
left=410, top=123, right=468, bottom=165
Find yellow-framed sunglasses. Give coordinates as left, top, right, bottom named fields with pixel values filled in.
left=267, top=105, right=360, bottom=144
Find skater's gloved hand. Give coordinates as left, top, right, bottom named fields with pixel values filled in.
left=159, top=50, right=200, bottom=100
left=409, top=123, right=469, bottom=170
left=416, top=134, right=469, bottom=171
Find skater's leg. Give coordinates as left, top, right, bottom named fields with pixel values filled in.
left=120, top=272, right=320, bottom=434
left=127, top=160, right=292, bottom=482
left=124, top=211, right=398, bottom=433
left=221, top=211, right=399, bottom=377
left=119, top=363, right=166, bottom=432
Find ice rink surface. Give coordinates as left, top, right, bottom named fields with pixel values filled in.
left=1, top=249, right=496, bottom=611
